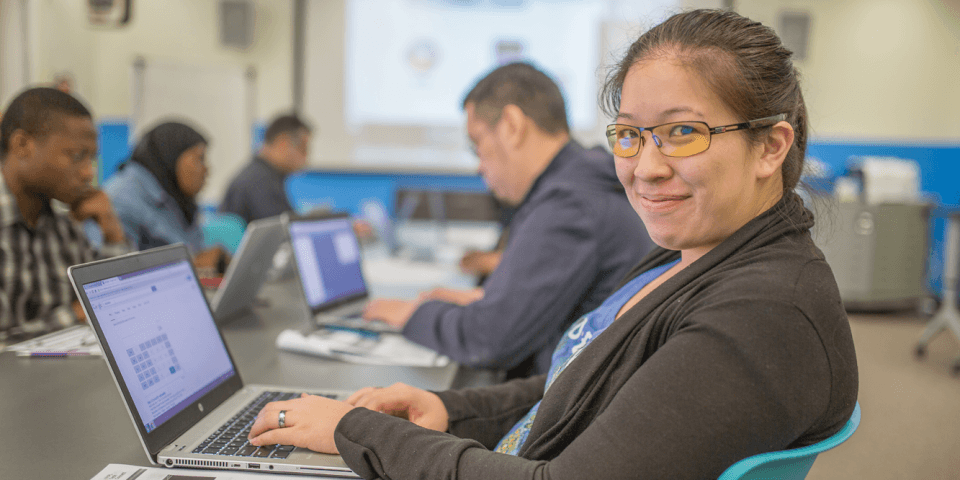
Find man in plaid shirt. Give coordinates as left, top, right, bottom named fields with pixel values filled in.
left=0, top=87, right=129, bottom=343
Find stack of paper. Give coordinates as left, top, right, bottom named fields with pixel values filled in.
left=3, top=325, right=102, bottom=357
left=276, top=328, right=449, bottom=367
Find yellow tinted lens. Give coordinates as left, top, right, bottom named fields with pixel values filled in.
left=607, top=125, right=642, bottom=157
left=655, top=122, right=710, bottom=157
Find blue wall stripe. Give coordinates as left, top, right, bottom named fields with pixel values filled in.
left=96, top=121, right=131, bottom=186
left=95, top=119, right=960, bottom=298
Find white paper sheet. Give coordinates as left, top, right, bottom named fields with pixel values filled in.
left=3, top=324, right=102, bottom=357
left=90, top=463, right=296, bottom=479
left=276, top=328, right=449, bottom=367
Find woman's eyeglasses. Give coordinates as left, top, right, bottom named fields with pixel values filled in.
left=606, top=113, right=786, bottom=158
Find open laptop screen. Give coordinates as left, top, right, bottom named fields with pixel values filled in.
left=82, top=260, right=235, bottom=433
left=289, top=217, right=368, bottom=310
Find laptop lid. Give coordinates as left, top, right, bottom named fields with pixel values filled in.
left=211, top=216, right=286, bottom=321
left=68, top=244, right=244, bottom=459
left=284, top=213, right=369, bottom=315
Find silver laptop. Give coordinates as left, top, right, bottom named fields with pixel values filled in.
left=283, top=213, right=400, bottom=334
left=68, top=244, right=359, bottom=477
left=211, top=216, right=286, bottom=322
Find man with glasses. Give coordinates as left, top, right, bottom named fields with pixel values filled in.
left=221, top=114, right=312, bottom=224
left=363, top=63, right=653, bottom=379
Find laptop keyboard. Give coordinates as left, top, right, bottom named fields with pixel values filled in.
left=193, top=390, right=334, bottom=459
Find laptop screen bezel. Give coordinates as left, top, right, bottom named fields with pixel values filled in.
left=68, top=244, right=245, bottom=459
left=283, top=212, right=370, bottom=316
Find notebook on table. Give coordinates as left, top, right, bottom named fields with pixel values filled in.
left=210, top=216, right=286, bottom=322
left=68, top=244, right=359, bottom=477
left=283, top=213, right=400, bottom=334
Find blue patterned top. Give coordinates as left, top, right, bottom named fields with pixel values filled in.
left=104, top=163, right=205, bottom=253
left=494, top=259, right=679, bottom=455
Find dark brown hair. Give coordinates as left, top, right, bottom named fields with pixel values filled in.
left=600, top=9, right=808, bottom=196
left=463, top=62, right=569, bottom=135
left=264, top=113, right=312, bottom=144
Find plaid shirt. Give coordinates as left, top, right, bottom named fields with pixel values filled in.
left=0, top=175, right=129, bottom=342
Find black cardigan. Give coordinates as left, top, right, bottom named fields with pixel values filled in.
left=334, top=193, right=859, bottom=480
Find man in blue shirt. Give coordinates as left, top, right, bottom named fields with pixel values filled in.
left=363, top=63, right=653, bottom=378
left=220, top=114, right=311, bottom=224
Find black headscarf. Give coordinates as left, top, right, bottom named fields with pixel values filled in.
left=126, top=121, right=207, bottom=223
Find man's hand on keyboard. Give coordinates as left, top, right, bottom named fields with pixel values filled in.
left=417, top=287, right=485, bottom=306
left=361, top=298, right=419, bottom=329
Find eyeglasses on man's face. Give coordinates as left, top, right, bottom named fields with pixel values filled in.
left=605, top=113, right=786, bottom=158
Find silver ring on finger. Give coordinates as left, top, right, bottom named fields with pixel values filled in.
left=278, top=410, right=287, bottom=428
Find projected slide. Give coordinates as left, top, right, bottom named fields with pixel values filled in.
left=345, top=0, right=605, bottom=129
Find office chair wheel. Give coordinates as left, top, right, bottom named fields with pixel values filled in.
left=915, top=344, right=927, bottom=359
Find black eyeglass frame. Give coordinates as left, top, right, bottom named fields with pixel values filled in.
left=606, top=113, right=788, bottom=158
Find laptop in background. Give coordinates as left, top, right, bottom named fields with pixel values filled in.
left=283, top=213, right=399, bottom=334
left=211, top=216, right=286, bottom=322
left=68, top=244, right=358, bottom=477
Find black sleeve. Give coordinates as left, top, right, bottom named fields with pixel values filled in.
left=435, top=374, right=546, bottom=449
left=334, top=299, right=833, bottom=480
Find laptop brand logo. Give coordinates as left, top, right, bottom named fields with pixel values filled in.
left=199, top=403, right=204, bottom=412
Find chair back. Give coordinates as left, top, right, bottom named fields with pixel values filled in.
left=718, top=402, right=861, bottom=480
left=200, top=212, right=246, bottom=255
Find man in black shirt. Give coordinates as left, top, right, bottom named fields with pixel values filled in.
left=220, top=114, right=311, bottom=224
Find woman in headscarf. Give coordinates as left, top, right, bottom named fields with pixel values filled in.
left=105, top=121, right=225, bottom=270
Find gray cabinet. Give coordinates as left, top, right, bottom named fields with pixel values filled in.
left=811, top=200, right=929, bottom=311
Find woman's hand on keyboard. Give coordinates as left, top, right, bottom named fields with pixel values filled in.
left=247, top=393, right=355, bottom=454
left=347, top=382, right=449, bottom=433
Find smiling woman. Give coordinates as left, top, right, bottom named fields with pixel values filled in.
left=611, top=58, right=794, bottom=270
left=242, top=10, right=858, bottom=480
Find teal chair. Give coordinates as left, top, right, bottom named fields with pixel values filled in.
left=200, top=212, right=246, bottom=255
left=718, top=402, right=861, bottom=480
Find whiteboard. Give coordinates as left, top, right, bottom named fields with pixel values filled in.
left=131, top=58, right=255, bottom=205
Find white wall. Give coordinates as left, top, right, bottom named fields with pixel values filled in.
left=5, top=0, right=958, bottom=170
left=0, top=0, right=31, bottom=107
left=7, top=0, right=294, bottom=121
left=1, top=0, right=296, bottom=203
left=303, top=0, right=349, bottom=169
left=715, top=0, right=960, bottom=143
